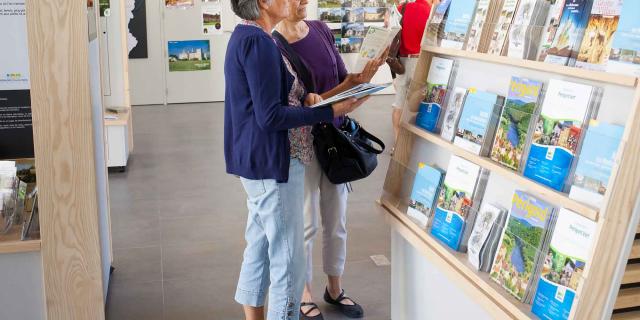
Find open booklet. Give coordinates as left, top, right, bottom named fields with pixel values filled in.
left=353, top=26, right=400, bottom=74
left=309, top=82, right=392, bottom=108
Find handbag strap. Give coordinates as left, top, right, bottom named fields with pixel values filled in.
left=343, top=118, right=385, bottom=154
left=272, top=30, right=317, bottom=93
left=355, top=126, right=385, bottom=154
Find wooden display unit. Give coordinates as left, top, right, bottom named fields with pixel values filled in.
left=0, top=1, right=116, bottom=319
left=381, top=41, right=640, bottom=318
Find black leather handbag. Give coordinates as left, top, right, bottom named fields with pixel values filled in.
left=312, top=117, right=385, bottom=184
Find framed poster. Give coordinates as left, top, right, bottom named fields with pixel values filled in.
left=167, top=40, right=211, bottom=72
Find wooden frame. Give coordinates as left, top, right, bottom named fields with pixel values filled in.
left=382, top=42, right=640, bottom=320
left=7, top=0, right=108, bottom=318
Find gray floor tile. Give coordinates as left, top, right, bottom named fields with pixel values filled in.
left=106, top=281, right=163, bottom=320
left=163, top=276, right=242, bottom=320
left=111, top=246, right=163, bottom=285
left=111, top=215, right=161, bottom=249
left=162, top=242, right=243, bottom=281
left=160, top=214, right=245, bottom=247
left=309, top=260, right=391, bottom=320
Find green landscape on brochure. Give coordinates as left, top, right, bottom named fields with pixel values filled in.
left=491, top=77, right=543, bottom=171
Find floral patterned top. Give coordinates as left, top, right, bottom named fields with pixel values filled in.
left=240, top=20, right=314, bottom=164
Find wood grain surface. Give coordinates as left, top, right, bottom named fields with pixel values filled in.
left=25, top=0, right=106, bottom=319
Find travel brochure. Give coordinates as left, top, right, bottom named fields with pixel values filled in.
left=407, top=163, right=444, bottom=227
left=569, top=120, right=624, bottom=208
left=544, top=0, right=593, bottom=66
left=416, top=57, right=455, bottom=132
left=505, top=0, right=551, bottom=60
left=606, top=0, right=640, bottom=76
left=490, top=190, right=556, bottom=303
left=453, top=90, right=504, bottom=156
left=440, top=87, right=467, bottom=142
left=537, top=0, right=569, bottom=62
left=464, top=0, right=491, bottom=52
left=523, top=79, right=594, bottom=191
left=467, top=202, right=507, bottom=272
left=575, top=0, right=622, bottom=70
left=487, top=0, right=520, bottom=56
left=440, top=0, right=478, bottom=49
left=424, top=0, right=452, bottom=46
left=308, top=82, right=391, bottom=108
left=491, top=76, right=544, bottom=172
left=431, top=156, right=488, bottom=251
left=531, top=208, right=596, bottom=320
left=354, top=26, right=400, bottom=73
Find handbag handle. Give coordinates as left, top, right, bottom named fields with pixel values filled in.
left=355, top=127, right=385, bottom=154
left=342, top=117, right=385, bottom=154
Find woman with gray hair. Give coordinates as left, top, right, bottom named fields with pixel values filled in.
left=225, top=0, right=368, bottom=319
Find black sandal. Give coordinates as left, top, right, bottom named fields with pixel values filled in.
left=300, top=302, right=324, bottom=320
left=323, top=288, right=364, bottom=318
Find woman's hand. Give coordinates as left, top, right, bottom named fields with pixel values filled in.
left=304, top=93, right=323, bottom=106
left=331, top=97, right=370, bottom=117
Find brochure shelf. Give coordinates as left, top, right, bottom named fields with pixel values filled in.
left=381, top=197, right=536, bottom=320
left=382, top=38, right=640, bottom=319
left=613, top=311, right=640, bottom=320
left=614, top=287, right=640, bottom=310
left=402, top=122, right=599, bottom=220
left=631, top=240, right=640, bottom=260
left=0, top=227, right=40, bottom=254
left=621, top=264, right=640, bottom=285
left=422, top=46, right=639, bottom=88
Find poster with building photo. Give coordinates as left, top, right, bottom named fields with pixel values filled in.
left=166, top=0, right=194, bottom=9
left=168, top=40, right=211, bottom=72
left=0, top=0, right=34, bottom=159
left=126, top=0, right=148, bottom=58
left=319, top=0, right=388, bottom=53
left=202, top=1, right=222, bottom=35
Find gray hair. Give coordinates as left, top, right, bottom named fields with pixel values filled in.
left=231, top=0, right=272, bottom=21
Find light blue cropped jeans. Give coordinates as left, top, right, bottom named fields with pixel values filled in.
left=235, top=159, right=306, bottom=320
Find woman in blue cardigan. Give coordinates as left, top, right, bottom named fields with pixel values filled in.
left=225, top=0, right=367, bottom=319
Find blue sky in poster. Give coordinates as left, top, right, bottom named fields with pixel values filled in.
left=612, top=1, right=640, bottom=50
left=168, top=40, right=210, bottom=57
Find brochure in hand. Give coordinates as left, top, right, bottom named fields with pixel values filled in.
left=309, top=82, right=392, bottom=108
left=353, top=26, right=400, bottom=74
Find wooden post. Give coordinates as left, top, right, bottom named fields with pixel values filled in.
left=25, top=0, right=106, bottom=318
left=571, top=85, right=640, bottom=320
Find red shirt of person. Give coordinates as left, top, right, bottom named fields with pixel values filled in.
left=397, top=0, right=433, bottom=56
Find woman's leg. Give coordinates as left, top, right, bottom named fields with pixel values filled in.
left=318, top=172, right=348, bottom=295
left=235, top=179, right=272, bottom=320
left=301, top=159, right=323, bottom=316
left=262, top=159, right=307, bottom=320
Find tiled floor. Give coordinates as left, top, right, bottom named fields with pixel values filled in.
left=106, top=95, right=396, bottom=320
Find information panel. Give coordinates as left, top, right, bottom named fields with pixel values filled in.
left=0, top=0, right=34, bottom=159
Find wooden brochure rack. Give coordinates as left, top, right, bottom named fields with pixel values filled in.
left=0, top=1, right=112, bottom=319
left=380, top=42, right=640, bottom=319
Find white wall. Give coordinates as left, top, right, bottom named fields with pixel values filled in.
left=128, top=0, right=394, bottom=105
left=99, top=0, right=129, bottom=108
left=390, top=56, right=636, bottom=318
left=0, top=252, right=45, bottom=320
left=391, top=231, right=493, bottom=320
left=129, top=0, right=166, bottom=105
